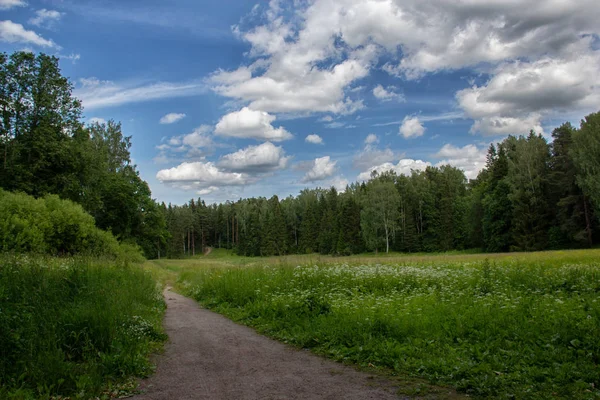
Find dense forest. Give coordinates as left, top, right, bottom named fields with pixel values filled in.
left=1, top=51, right=599, bottom=259
left=164, top=118, right=600, bottom=257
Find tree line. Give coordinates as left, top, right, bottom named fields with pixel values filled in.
left=163, top=115, right=600, bottom=257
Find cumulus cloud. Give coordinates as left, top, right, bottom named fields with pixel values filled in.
left=305, top=134, right=323, bottom=144
left=29, top=9, right=63, bottom=28
left=357, top=159, right=431, bottom=181
left=160, top=113, right=186, bottom=124
left=0, top=20, right=56, bottom=47
left=399, top=116, right=425, bottom=139
left=301, top=156, right=337, bottom=183
left=209, top=0, right=600, bottom=136
left=156, top=162, right=250, bottom=190
left=364, top=134, right=378, bottom=145
left=457, top=55, right=600, bottom=135
left=214, top=107, right=293, bottom=142
left=0, top=0, right=26, bottom=10
left=74, top=77, right=206, bottom=110
left=434, top=144, right=487, bottom=180
left=372, top=85, right=403, bottom=102
left=217, top=142, right=289, bottom=173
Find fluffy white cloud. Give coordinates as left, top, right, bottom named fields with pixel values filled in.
left=434, top=144, right=487, bottom=180
left=214, top=107, right=293, bottom=141
left=211, top=0, right=600, bottom=136
left=457, top=55, right=600, bottom=135
left=0, top=0, right=26, bottom=10
left=372, top=85, right=403, bottom=102
left=197, top=186, right=219, bottom=196
left=29, top=9, right=62, bottom=28
left=156, top=162, right=249, bottom=188
left=305, top=134, right=323, bottom=144
left=364, top=134, right=378, bottom=145
left=217, top=142, right=289, bottom=173
left=74, top=77, right=206, bottom=110
left=399, top=116, right=425, bottom=139
left=357, top=159, right=431, bottom=181
left=0, top=20, right=56, bottom=47
left=301, top=156, right=337, bottom=183
left=160, top=113, right=186, bottom=124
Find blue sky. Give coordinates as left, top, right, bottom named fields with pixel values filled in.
left=1, top=0, right=599, bottom=205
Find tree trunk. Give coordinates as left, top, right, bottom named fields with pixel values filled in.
left=192, top=225, right=195, bottom=256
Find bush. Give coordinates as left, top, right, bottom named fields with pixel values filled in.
left=0, top=190, right=138, bottom=259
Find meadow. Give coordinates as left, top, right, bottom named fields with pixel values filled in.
left=0, top=255, right=166, bottom=400
left=158, top=249, right=600, bottom=399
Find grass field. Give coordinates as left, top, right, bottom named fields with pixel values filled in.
left=150, top=249, right=600, bottom=399
left=0, top=255, right=166, bottom=400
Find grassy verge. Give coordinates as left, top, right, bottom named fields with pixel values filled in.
left=0, top=255, right=166, bottom=400
left=176, top=249, right=600, bottom=399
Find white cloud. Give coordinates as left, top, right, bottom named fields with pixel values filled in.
left=364, top=134, right=378, bottom=145
left=357, top=159, right=431, bottom=181
left=88, top=117, right=106, bottom=125
left=181, top=125, right=213, bottom=148
left=0, top=20, right=56, bottom=47
left=197, top=186, right=219, bottom=196
left=214, top=107, right=293, bottom=142
left=434, top=144, right=487, bottom=180
left=29, top=9, right=63, bottom=28
left=74, top=77, right=206, bottom=110
left=160, top=113, right=186, bottom=124
left=372, top=84, right=403, bottom=102
left=156, top=161, right=250, bottom=188
left=457, top=54, right=600, bottom=136
left=0, top=0, right=26, bottom=10
left=399, top=116, right=425, bottom=139
left=217, top=142, right=289, bottom=173
left=305, top=134, right=323, bottom=144
left=301, top=156, right=337, bottom=183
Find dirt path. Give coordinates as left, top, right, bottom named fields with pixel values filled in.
left=133, top=288, right=405, bottom=400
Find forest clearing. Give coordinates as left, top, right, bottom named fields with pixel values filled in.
left=143, top=249, right=600, bottom=399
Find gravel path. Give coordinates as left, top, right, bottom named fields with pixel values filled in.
left=133, top=288, right=404, bottom=400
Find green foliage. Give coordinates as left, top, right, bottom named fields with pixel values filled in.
left=0, top=190, right=130, bottom=257
left=571, top=112, right=600, bottom=217
left=180, top=255, right=600, bottom=399
left=0, top=255, right=166, bottom=399
left=0, top=51, right=168, bottom=259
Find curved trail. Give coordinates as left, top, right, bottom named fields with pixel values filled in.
left=134, top=288, right=405, bottom=400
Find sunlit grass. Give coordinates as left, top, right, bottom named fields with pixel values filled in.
left=165, top=249, right=600, bottom=399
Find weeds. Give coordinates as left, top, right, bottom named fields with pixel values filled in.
left=179, top=254, right=600, bottom=399
left=0, top=255, right=166, bottom=399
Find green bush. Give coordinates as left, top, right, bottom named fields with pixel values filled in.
left=0, top=255, right=166, bottom=399
left=0, top=190, right=136, bottom=259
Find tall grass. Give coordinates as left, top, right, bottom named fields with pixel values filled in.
left=180, top=254, right=600, bottom=399
left=0, top=255, right=166, bottom=399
